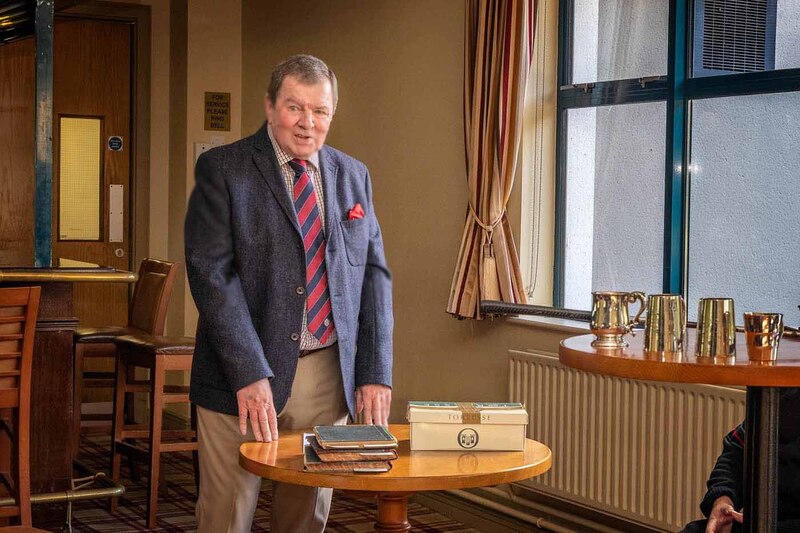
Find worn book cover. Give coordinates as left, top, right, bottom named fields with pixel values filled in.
left=307, top=435, right=398, bottom=462
left=303, top=439, right=392, bottom=473
left=313, top=424, right=397, bottom=449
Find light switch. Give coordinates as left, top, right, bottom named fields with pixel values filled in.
left=194, top=142, right=213, bottom=163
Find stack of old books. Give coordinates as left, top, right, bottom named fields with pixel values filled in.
left=303, top=425, right=398, bottom=473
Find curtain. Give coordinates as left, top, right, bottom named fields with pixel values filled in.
left=447, top=0, right=536, bottom=319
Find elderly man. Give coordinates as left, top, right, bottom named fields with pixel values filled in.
left=185, top=54, right=393, bottom=533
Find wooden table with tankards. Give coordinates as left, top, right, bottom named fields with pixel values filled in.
left=560, top=329, right=800, bottom=533
left=239, top=424, right=552, bottom=532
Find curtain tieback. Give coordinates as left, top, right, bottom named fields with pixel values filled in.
left=468, top=204, right=504, bottom=258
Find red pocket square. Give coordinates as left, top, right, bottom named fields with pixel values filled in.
left=348, top=203, right=365, bottom=220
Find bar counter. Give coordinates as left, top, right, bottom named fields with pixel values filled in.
left=0, top=267, right=136, bottom=525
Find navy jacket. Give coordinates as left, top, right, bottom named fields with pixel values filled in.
left=700, top=389, right=800, bottom=524
left=185, top=124, right=393, bottom=417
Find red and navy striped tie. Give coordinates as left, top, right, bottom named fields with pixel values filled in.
left=288, top=158, right=334, bottom=343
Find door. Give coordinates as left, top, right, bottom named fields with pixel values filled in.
left=52, top=17, right=133, bottom=327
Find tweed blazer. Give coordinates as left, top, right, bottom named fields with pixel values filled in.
left=185, top=124, right=393, bottom=417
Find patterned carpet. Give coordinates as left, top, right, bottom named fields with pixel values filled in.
left=68, top=435, right=479, bottom=532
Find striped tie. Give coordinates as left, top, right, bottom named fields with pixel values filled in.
left=288, top=158, right=335, bottom=343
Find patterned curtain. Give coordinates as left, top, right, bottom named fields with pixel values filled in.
left=447, top=0, right=536, bottom=319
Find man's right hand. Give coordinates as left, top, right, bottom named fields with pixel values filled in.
left=236, top=378, right=278, bottom=442
left=706, top=496, right=743, bottom=533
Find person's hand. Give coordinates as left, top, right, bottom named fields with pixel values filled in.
left=356, top=384, right=391, bottom=426
left=236, top=378, right=278, bottom=442
left=706, top=496, right=743, bottom=533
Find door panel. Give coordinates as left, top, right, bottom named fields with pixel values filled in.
left=0, top=38, right=35, bottom=266
left=52, top=17, right=132, bottom=327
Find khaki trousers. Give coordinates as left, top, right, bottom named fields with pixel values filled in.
left=195, top=345, right=349, bottom=533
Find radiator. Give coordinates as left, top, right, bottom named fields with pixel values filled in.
left=509, top=349, right=746, bottom=531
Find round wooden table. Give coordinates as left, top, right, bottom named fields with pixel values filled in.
left=560, top=330, right=800, bottom=533
left=239, top=424, right=551, bottom=532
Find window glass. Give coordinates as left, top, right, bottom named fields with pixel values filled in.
left=687, top=92, right=800, bottom=323
left=572, top=0, right=669, bottom=84
left=59, top=117, right=101, bottom=241
left=692, top=0, right=800, bottom=77
left=563, top=102, right=666, bottom=310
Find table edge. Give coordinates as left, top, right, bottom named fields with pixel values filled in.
left=560, top=334, right=800, bottom=387
left=239, top=443, right=552, bottom=493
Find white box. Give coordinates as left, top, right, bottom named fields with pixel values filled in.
left=407, top=401, right=528, bottom=451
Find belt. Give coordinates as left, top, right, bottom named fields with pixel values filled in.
left=299, top=343, right=337, bottom=358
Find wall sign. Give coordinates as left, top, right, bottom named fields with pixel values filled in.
left=108, top=136, right=123, bottom=151
left=204, top=92, right=231, bottom=131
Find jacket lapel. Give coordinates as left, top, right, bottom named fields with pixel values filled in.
left=251, top=125, right=301, bottom=236
left=319, top=147, right=340, bottom=236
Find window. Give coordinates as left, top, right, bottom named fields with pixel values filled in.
left=58, top=116, right=102, bottom=241
left=693, top=0, right=778, bottom=76
left=547, top=0, right=800, bottom=323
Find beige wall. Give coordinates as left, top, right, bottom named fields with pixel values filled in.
left=182, top=0, right=243, bottom=335
left=133, top=0, right=242, bottom=336
left=241, top=0, right=565, bottom=421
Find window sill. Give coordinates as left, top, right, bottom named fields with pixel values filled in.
left=507, top=314, right=590, bottom=335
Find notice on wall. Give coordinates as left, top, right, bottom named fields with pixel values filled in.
left=204, top=92, right=231, bottom=131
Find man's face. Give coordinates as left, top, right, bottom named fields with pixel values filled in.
left=265, top=75, right=334, bottom=160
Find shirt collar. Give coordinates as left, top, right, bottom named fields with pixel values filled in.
left=267, top=124, right=320, bottom=171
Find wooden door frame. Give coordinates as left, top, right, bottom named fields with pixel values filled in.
left=57, top=1, right=151, bottom=273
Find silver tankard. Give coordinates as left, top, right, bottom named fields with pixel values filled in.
left=590, top=291, right=647, bottom=348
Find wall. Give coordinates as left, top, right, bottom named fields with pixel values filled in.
left=241, top=0, right=565, bottom=422
left=134, top=0, right=242, bottom=336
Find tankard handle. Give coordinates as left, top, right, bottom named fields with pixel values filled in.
left=627, top=291, right=647, bottom=334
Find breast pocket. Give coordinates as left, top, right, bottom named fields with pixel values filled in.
left=339, top=217, right=369, bottom=266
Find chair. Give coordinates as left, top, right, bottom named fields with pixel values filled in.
left=110, top=334, right=197, bottom=529
left=0, top=287, right=41, bottom=527
left=72, top=259, right=178, bottom=457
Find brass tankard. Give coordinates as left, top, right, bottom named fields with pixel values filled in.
left=644, top=294, right=687, bottom=354
left=695, top=298, right=736, bottom=357
left=590, top=291, right=647, bottom=348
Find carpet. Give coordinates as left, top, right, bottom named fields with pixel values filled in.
left=68, top=435, right=479, bottom=532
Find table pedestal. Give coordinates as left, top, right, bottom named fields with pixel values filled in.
left=743, top=386, right=779, bottom=532
left=376, top=492, right=413, bottom=533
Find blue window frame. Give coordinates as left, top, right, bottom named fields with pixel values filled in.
left=554, top=0, right=800, bottom=316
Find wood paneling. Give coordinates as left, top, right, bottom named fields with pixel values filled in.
left=0, top=38, right=35, bottom=266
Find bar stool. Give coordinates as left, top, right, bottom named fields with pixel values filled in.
left=73, top=258, right=178, bottom=458
left=110, top=334, right=197, bottom=529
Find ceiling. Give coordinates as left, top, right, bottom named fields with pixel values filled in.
left=0, top=1, right=84, bottom=44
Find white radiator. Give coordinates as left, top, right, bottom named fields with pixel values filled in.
left=509, top=349, right=746, bottom=531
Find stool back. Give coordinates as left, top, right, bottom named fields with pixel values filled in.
left=0, top=286, right=41, bottom=526
left=128, top=259, right=178, bottom=335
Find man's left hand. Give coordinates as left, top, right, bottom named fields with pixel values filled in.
left=356, top=384, right=391, bottom=426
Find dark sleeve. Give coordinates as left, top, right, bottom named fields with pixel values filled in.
left=184, top=152, right=273, bottom=392
left=700, top=423, right=745, bottom=517
left=354, top=167, right=393, bottom=388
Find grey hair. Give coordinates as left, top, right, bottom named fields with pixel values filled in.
left=267, top=54, right=338, bottom=111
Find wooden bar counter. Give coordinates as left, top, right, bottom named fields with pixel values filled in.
left=0, top=268, right=135, bottom=500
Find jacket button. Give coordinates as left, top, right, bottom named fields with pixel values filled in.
left=290, top=333, right=300, bottom=341
left=296, top=286, right=305, bottom=295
